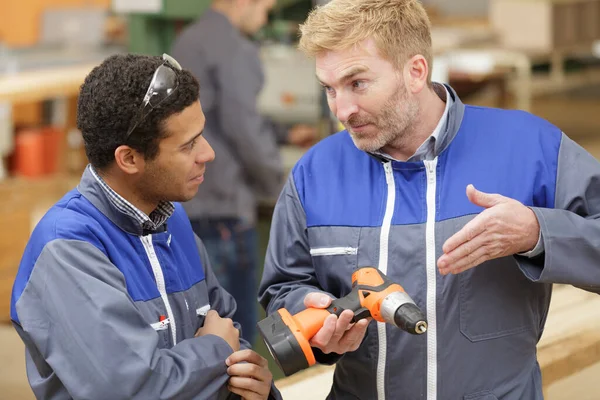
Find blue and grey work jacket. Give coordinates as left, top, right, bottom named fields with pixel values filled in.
left=259, top=86, right=600, bottom=400
left=11, top=167, right=278, bottom=399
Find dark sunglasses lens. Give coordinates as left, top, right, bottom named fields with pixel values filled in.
left=147, top=65, right=178, bottom=108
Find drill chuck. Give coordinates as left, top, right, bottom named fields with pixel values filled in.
left=380, top=291, right=428, bottom=335
left=394, top=303, right=428, bottom=334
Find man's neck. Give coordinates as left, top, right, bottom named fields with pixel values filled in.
left=211, top=2, right=242, bottom=30
left=99, top=169, right=157, bottom=216
left=382, top=86, right=446, bottom=161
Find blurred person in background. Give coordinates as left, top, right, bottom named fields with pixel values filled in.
left=11, top=53, right=277, bottom=400
left=259, top=0, right=600, bottom=399
left=171, top=0, right=316, bottom=345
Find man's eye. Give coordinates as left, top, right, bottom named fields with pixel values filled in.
left=353, top=80, right=366, bottom=89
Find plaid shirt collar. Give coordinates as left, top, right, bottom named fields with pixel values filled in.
left=89, top=166, right=175, bottom=232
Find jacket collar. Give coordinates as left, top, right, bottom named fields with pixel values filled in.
left=367, top=83, right=465, bottom=163
left=77, top=166, right=161, bottom=236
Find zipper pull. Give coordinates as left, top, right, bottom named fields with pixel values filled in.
left=384, top=162, right=393, bottom=184
left=425, top=161, right=436, bottom=182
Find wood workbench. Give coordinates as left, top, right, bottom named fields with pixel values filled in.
left=0, top=64, right=96, bottom=323
left=0, top=63, right=97, bottom=176
left=0, top=63, right=95, bottom=104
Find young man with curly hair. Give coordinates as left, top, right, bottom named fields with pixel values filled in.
left=11, top=53, right=279, bottom=400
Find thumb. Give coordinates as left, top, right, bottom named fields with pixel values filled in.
left=466, top=184, right=505, bottom=208
left=304, top=292, right=333, bottom=309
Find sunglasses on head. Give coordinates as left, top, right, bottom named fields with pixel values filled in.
left=125, top=53, right=183, bottom=141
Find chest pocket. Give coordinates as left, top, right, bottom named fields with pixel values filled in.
left=459, top=256, right=542, bottom=341
left=308, top=227, right=360, bottom=294
left=150, top=318, right=173, bottom=349
left=182, top=280, right=211, bottom=334
left=135, top=297, right=173, bottom=349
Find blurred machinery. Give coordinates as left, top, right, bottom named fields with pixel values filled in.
left=258, top=44, right=321, bottom=125
left=112, top=0, right=328, bottom=129
left=112, top=0, right=211, bottom=56
left=112, top=0, right=312, bottom=55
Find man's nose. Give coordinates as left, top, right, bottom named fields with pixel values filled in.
left=196, top=137, right=215, bottom=164
left=333, top=93, right=359, bottom=123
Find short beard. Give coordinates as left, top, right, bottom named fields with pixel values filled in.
left=346, top=84, right=419, bottom=154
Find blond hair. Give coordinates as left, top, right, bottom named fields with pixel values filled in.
left=298, top=0, right=433, bottom=82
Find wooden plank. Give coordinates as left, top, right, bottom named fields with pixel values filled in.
left=538, top=330, right=600, bottom=387
left=0, top=174, right=80, bottom=322
left=539, top=287, right=600, bottom=347
left=537, top=286, right=600, bottom=386
left=493, top=0, right=600, bottom=6
left=0, top=64, right=95, bottom=104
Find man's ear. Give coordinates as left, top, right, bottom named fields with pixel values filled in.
left=114, top=145, right=144, bottom=175
left=404, top=54, right=429, bottom=94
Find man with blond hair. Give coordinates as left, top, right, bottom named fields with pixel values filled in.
left=258, top=0, right=600, bottom=398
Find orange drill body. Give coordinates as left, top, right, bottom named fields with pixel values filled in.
left=352, top=268, right=408, bottom=323
left=257, top=266, right=427, bottom=376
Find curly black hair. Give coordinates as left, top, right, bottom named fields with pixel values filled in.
left=77, top=53, right=200, bottom=171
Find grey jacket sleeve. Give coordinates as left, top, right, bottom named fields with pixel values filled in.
left=215, top=50, right=284, bottom=199
left=258, top=175, right=343, bottom=365
left=516, top=133, right=600, bottom=293
left=15, top=239, right=235, bottom=400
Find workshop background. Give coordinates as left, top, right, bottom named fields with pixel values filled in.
left=1, top=0, right=600, bottom=399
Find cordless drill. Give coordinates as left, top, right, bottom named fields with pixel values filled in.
left=257, top=267, right=427, bottom=376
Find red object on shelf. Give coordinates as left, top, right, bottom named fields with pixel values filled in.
left=11, top=126, right=64, bottom=178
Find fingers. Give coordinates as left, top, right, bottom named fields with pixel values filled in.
left=309, top=314, right=337, bottom=350
left=204, top=309, right=220, bottom=320
left=449, top=184, right=511, bottom=256
left=227, top=350, right=272, bottom=400
left=439, top=242, right=490, bottom=275
left=227, top=360, right=271, bottom=383
left=338, top=319, right=369, bottom=351
left=226, top=349, right=268, bottom=368
left=439, top=225, right=487, bottom=269
left=330, top=310, right=354, bottom=343
left=228, top=384, right=265, bottom=400
left=228, top=375, right=270, bottom=400
left=304, top=292, right=332, bottom=308
left=441, top=213, right=486, bottom=256
left=466, top=184, right=507, bottom=209
left=310, top=311, right=365, bottom=354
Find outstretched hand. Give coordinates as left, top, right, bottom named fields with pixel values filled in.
left=437, top=184, right=540, bottom=275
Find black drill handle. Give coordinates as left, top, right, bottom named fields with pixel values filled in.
left=326, top=286, right=372, bottom=323
left=353, top=266, right=395, bottom=293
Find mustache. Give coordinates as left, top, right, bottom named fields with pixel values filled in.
left=345, top=115, right=373, bottom=127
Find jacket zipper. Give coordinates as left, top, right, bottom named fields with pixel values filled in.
left=141, top=235, right=177, bottom=346
left=424, top=159, right=438, bottom=400
left=377, top=161, right=396, bottom=400
left=309, top=247, right=358, bottom=256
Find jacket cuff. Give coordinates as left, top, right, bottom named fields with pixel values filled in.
left=514, top=207, right=547, bottom=281
left=517, top=228, right=545, bottom=258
